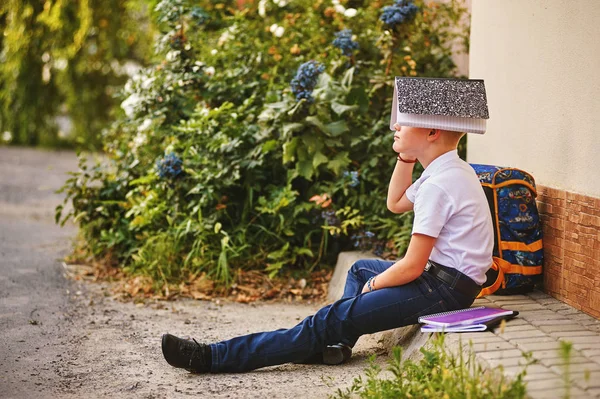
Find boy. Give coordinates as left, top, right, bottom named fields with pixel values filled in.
left=161, top=77, right=494, bottom=373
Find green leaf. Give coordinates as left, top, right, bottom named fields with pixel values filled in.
left=282, top=123, right=305, bottom=137
left=267, top=242, right=290, bottom=260
left=331, top=102, right=358, bottom=116
left=348, top=87, right=370, bottom=113
left=341, top=66, right=355, bottom=89
left=325, top=120, right=349, bottom=136
left=295, top=247, right=314, bottom=258
left=305, top=116, right=326, bottom=133
left=327, top=151, right=351, bottom=175
left=129, top=174, right=157, bottom=186
left=296, top=159, right=314, bottom=180
left=312, top=151, right=329, bottom=168
left=265, top=261, right=285, bottom=279
left=261, top=139, right=278, bottom=153
left=282, top=137, right=298, bottom=163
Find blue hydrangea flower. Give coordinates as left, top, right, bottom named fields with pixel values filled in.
left=380, top=0, right=418, bottom=29
left=290, top=60, right=325, bottom=103
left=332, top=29, right=359, bottom=57
left=156, top=152, right=183, bottom=180
left=351, top=230, right=378, bottom=249
left=191, top=7, right=209, bottom=25
left=343, top=170, right=360, bottom=187
left=321, top=209, right=339, bottom=226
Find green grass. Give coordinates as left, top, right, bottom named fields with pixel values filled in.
left=331, top=334, right=531, bottom=399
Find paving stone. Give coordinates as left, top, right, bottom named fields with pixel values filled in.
left=486, top=356, right=530, bottom=368
left=501, top=303, right=546, bottom=311
left=497, top=330, right=548, bottom=340
left=529, top=319, right=581, bottom=326
left=530, top=349, right=582, bottom=360
left=488, top=294, right=530, bottom=302
left=539, top=324, right=588, bottom=333
left=557, top=308, right=583, bottom=315
left=501, top=364, right=554, bottom=376
left=510, top=336, right=557, bottom=344
left=451, top=332, right=498, bottom=340
left=556, top=334, right=600, bottom=342
left=569, top=371, right=600, bottom=389
left=472, top=298, right=493, bottom=306
left=501, top=318, right=531, bottom=326
left=551, top=331, right=598, bottom=339
left=550, top=362, right=600, bottom=374
left=522, top=311, right=569, bottom=321
left=500, top=325, right=540, bottom=333
left=526, top=387, right=589, bottom=398
left=580, top=349, right=600, bottom=358
left=533, top=298, right=561, bottom=305
left=527, top=291, right=552, bottom=300
left=460, top=335, right=506, bottom=344
left=521, top=372, right=559, bottom=382
left=544, top=303, right=577, bottom=312
left=525, top=377, right=570, bottom=390
left=514, top=341, right=562, bottom=352
left=471, top=341, right=516, bottom=352
left=573, top=343, right=600, bottom=351
left=568, top=314, right=598, bottom=322
left=492, top=300, right=536, bottom=306
left=486, top=295, right=529, bottom=302
left=540, top=356, right=592, bottom=367
left=585, top=387, right=600, bottom=397
left=479, top=349, right=523, bottom=360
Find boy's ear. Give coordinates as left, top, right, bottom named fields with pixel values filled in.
left=427, top=129, right=441, bottom=142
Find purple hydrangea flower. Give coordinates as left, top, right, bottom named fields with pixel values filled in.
left=156, top=152, right=183, bottom=179
left=290, top=60, right=325, bottom=103
left=332, top=29, right=359, bottom=57
left=380, top=0, right=418, bottom=29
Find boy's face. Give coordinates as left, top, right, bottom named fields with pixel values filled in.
left=392, top=124, right=430, bottom=156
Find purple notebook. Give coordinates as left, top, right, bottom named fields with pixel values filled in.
left=418, top=306, right=517, bottom=327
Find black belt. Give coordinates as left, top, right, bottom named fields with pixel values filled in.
left=425, top=260, right=482, bottom=298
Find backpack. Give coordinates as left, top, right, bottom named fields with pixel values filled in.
left=470, top=164, right=544, bottom=297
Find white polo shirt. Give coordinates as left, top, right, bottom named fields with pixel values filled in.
left=405, top=150, right=494, bottom=285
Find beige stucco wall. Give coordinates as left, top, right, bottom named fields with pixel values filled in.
left=467, top=0, right=600, bottom=197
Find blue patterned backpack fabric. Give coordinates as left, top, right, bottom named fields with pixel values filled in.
left=470, top=164, right=544, bottom=296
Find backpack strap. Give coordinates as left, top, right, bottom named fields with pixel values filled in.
left=477, top=257, right=512, bottom=298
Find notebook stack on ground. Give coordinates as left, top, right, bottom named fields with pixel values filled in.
left=418, top=306, right=519, bottom=333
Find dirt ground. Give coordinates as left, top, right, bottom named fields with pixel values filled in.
left=0, top=147, right=387, bottom=399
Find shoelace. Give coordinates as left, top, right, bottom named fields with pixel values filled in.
left=188, top=338, right=203, bottom=368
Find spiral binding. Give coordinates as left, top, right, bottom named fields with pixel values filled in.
left=418, top=306, right=485, bottom=323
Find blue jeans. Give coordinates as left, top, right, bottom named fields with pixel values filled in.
left=209, top=259, right=476, bottom=373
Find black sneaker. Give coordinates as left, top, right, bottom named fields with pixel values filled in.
left=322, top=343, right=352, bottom=365
left=161, top=333, right=211, bottom=373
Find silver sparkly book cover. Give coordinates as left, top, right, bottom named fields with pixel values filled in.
left=390, top=77, right=490, bottom=134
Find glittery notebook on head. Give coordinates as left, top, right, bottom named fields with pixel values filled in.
left=389, top=77, right=490, bottom=134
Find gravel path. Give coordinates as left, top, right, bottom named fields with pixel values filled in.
left=0, top=147, right=386, bottom=399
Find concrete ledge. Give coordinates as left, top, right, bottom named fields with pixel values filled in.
left=328, top=251, right=425, bottom=358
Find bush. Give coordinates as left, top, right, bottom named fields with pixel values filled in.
left=57, top=0, right=469, bottom=288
